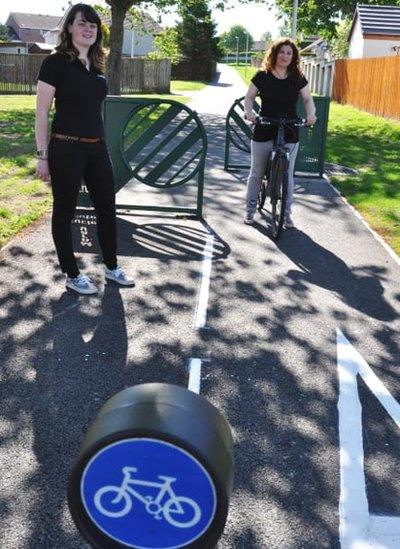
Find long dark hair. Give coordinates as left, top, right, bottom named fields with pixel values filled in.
left=55, top=3, right=105, bottom=73
left=261, top=37, right=302, bottom=81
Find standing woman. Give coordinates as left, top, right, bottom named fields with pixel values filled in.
left=243, top=37, right=316, bottom=228
left=36, top=3, right=134, bottom=294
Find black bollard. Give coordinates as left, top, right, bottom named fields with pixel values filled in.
left=68, top=383, right=234, bottom=548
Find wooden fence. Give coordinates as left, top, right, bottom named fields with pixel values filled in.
left=0, top=53, right=44, bottom=94
left=120, top=57, right=170, bottom=94
left=0, top=53, right=171, bottom=94
left=332, top=56, right=400, bottom=120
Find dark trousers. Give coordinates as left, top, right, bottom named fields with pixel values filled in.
left=48, top=139, right=118, bottom=278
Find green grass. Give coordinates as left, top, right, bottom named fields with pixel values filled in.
left=229, top=63, right=256, bottom=87
left=0, top=81, right=205, bottom=249
left=326, top=102, right=400, bottom=254
left=233, top=65, right=400, bottom=256
left=122, top=81, right=208, bottom=102
left=0, top=95, right=52, bottom=249
left=171, top=80, right=208, bottom=92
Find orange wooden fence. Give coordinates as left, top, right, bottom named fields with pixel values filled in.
left=332, top=56, right=400, bottom=120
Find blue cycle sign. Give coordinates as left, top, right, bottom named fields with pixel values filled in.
left=80, top=438, right=217, bottom=548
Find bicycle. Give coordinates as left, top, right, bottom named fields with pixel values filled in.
left=94, top=466, right=201, bottom=528
left=256, top=116, right=308, bottom=240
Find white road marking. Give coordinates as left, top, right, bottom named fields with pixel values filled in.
left=194, top=233, right=214, bottom=328
left=337, top=328, right=400, bottom=549
left=188, top=358, right=202, bottom=394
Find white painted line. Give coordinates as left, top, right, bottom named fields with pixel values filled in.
left=324, top=176, right=400, bottom=267
left=337, top=328, right=370, bottom=549
left=370, top=515, right=400, bottom=536
left=188, top=358, right=202, bottom=394
left=337, top=328, right=400, bottom=549
left=194, top=233, right=214, bottom=329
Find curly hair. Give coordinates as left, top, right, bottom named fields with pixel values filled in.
left=261, top=37, right=302, bottom=81
left=55, top=3, right=105, bottom=73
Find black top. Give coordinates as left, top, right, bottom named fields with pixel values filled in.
left=251, top=70, right=308, bottom=143
left=38, top=52, right=107, bottom=138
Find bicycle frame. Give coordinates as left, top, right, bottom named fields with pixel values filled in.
left=255, top=116, right=306, bottom=239
left=118, top=467, right=178, bottom=508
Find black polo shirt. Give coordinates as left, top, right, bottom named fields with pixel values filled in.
left=38, top=52, right=107, bottom=138
left=251, top=70, right=308, bottom=143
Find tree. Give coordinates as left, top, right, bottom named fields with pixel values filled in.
left=176, top=0, right=223, bottom=63
left=147, top=28, right=180, bottom=64
left=105, top=0, right=176, bottom=94
left=219, top=25, right=254, bottom=55
left=261, top=31, right=272, bottom=48
left=93, top=3, right=111, bottom=17
left=277, top=0, right=400, bottom=38
left=330, top=17, right=351, bottom=59
left=0, top=23, right=9, bottom=42
left=101, top=22, right=111, bottom=49
left=238, top=0, right=400, bottom=38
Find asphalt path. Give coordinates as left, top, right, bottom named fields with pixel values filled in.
left=1, top=64, right=399, bottom=548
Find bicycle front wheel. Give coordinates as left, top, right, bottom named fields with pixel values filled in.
left=257, top=177, right=268, bottom=212
left=94, top=486, right=132, bottom=518
left=270, top=154, right=288, bottom=240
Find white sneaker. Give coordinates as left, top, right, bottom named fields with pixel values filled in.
left=105, top=266, right=135, bottom=286
left=66, top=274, right=98, bottom=295
left=243, top=214, right=254, bottom=225
left=284, top=214, right=295, bottom=229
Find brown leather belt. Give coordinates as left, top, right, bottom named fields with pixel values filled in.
left=51, top=133, right=102, bottom=143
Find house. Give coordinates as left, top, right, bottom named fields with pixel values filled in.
left=0, top=41, right=53, bottom=54
left=5, top=13, right=63, bottom=43
left=0, top=42, right=29, bottom=55
left=251, top=41, right=267, bottom=53
left=117, top=13, right=163, bottom=57
left=300, top=37, right=332, bottom=61
left=4, top=10, right=162, bottom=57
left=348, top=3, right=400, bottom=59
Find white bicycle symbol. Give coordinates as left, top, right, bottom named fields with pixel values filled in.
left=94, top=466, right=201, bottom=529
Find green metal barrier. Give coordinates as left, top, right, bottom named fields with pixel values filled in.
left=224, top=96, right=330, bottom=177
left=78, top=97, right=208, bottom=217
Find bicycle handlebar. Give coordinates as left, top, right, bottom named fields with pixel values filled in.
left=256, top=116, right=309, bottom=127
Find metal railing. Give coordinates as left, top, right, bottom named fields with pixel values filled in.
left=78, top=97, right=207, bottom=218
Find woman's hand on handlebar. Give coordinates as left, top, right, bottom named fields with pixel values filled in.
left=306, top=114, right=317, bottom=126
left=244, top=111, right=257, bottom=124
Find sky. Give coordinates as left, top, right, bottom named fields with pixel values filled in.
left=0, top=0, right=281, bottom=41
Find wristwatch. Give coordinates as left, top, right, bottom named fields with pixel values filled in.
left=36, top=149, right=48, bottom=160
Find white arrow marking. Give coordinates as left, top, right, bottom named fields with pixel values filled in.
left=337, top=328, right=400, bottom=549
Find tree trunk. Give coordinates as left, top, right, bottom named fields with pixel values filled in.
left=106, top=4, right=128, bottom=95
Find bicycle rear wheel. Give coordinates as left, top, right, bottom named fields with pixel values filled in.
left=270, top=154, right=288, bottom=240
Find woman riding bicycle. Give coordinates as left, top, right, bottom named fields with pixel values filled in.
left=244, top=37, right=316, bottom=228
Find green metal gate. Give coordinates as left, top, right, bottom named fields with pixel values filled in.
left=224, top=95, right=330, bottom=177
left=78, top=97, right=208, bottom=217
